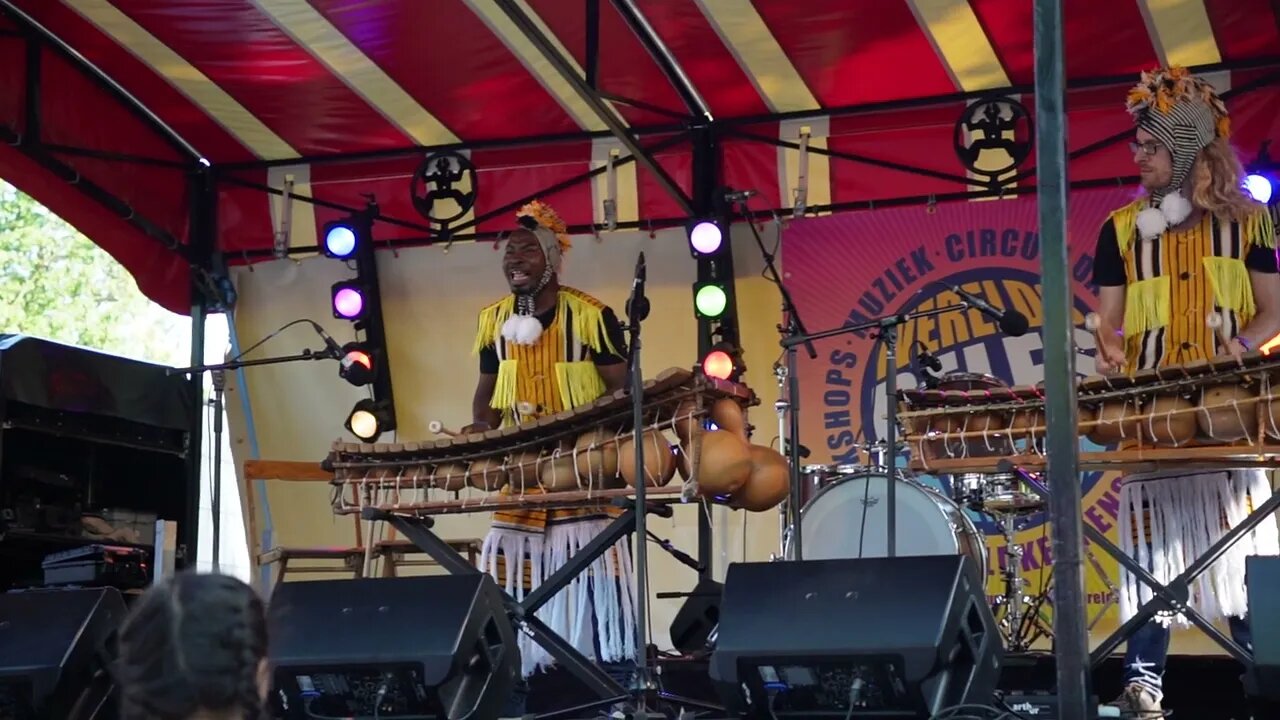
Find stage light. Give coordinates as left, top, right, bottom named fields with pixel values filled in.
left=1245, top=173, right=1274, bottom=204
left=339, top=343, right=375, bottom=386
left=694, top=283, right=728, bottom=318
left=331, top=281, right=366, bottom=320
left=702, top=349, right=734, bottom=380
left=346, top=398, right=394, bottom=442
left=688, top=220, right=723, bottom=256
left=322, top=220, right=359, bottom=259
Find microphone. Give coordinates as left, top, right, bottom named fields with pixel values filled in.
left=723, top=188, right=757, bottom=203
left=949, top=285, right=1029, bottom=337
left=915, top=346, right=943, bottom=372
left=626, top=251, right=649, bottom=322
left=912, top=341, right=942, bottom=389
left=308, top=320, right=344, bottom=359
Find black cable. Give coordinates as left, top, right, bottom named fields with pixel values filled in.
left=228, top=317, right=318, bottom=362
left=930, top=699, right=1026, bottom=719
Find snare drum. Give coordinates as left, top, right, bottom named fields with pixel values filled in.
left=951, top=472, right=1044, bottom=513
left=799, top=463, right=865, bottom=509
left=786, top=470, right=987, bottom=576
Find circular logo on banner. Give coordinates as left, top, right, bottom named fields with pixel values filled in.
left=835, top=265, right=1102, bottom=538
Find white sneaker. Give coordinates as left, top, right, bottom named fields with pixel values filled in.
left=1107, top=683, right=1164, bottom=717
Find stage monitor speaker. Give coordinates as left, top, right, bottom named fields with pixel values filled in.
left=669, top=578, right=722, bottom=653
left=0, top=587, right=127, bottom=720
left=709, top=555, right=1002, bottom=718
left=267, top=573, right=518, bottom=720
left=1245, top=555, right=1280, bottom=700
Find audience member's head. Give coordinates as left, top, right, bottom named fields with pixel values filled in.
left=115, top=572, right=269, bottom=720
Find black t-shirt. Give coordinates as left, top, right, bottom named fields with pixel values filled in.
left=479, top=305, right=629, bottom=374
left=1091, top=217, right=1280, bottom=287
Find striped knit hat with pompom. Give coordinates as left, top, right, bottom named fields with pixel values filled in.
left=1125, top=66, right=1230, bottom=239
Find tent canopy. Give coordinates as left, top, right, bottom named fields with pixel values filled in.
left=1, top=0, right=1278, bottom=313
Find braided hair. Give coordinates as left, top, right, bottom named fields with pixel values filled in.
left=115, top=573, right=268, bottom=720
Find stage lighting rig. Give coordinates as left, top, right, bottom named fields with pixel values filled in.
left=690, top=197, right=744, bottom=395
left=320, top=200, right=397, bottom=443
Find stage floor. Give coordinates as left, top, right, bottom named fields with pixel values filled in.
left=520, top=652, right=1277, bottom=719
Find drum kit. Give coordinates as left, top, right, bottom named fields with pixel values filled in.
left=776, top=369, right=1121, bottom=654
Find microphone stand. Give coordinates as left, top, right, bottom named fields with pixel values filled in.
left=731, top=197, right=816, bottom=561
left=623, top=252, right=655, bottom=706
left=780, top=304, right=968, bottom=559
left=168, top=346, right=338, bottom=572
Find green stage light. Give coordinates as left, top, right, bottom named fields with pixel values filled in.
left=694, top=283, right=727, bottom=318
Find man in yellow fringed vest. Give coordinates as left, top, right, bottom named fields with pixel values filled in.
left=460, top=200, right=633, bottom=717
left=1091, top=67, right=1280, bottom=716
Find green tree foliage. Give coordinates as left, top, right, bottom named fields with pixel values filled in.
left=0, top=180, right=189, bottom=366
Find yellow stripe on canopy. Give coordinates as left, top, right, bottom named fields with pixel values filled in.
left=65, top=0, right=296, bottom=160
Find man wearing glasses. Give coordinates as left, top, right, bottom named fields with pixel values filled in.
left=1090, top=66, right=1280, bottom=716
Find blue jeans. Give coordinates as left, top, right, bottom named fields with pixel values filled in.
left=1123, top=614, right=1252, bottom=699
left=500, top=575, right=637, bottom=717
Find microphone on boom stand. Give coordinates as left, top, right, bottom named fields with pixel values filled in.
left=624, top=249, right=656, bottom=703
left=723, top=186, right=816, bottom=563
left=947, top=284, right=1030, bottom=337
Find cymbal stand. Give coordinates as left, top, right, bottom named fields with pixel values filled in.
left=623, top=251, right=657, bottom=713
left=993, top=512, right=1028, bottom=649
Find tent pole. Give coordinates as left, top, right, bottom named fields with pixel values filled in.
left=183, top=168, right=216, bottom=572
left=1033, top=0, right=1091, bottom=717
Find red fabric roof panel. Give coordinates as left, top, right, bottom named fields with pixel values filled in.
left=0, top=0, right=1277, bottom=316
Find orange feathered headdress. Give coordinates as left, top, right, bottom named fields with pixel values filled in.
left=515, top=199, right=571, bottom=261
left=1125, top=65, right=1230, bottom=139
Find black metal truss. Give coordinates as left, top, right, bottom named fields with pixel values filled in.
left=610, top=0, right=713, bottom=122
left=222, top=132, right=693, bottom=259
left=493, top=0, right=694, bottom=216
left=0, top=122, right=191, bottom=261
left=211, top=56, right=1280, bottom=260
left=0, top=0, right=204, bottom=164
left=0, top=10, right=195, bottom=262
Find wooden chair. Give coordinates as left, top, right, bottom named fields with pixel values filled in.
left=375, top=530, right=482, bottom=577
left=243, top=460, right=367, bottom=593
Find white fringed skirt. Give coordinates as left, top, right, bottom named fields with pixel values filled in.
left=478, top=519, right=636, bottom=677
left=1117, top=469, right=1278, bottom=625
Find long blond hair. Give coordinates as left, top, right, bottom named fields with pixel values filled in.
left=1189, top=137, right=1259, bottom=223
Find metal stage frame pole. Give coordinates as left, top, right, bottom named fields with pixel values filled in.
left=1033, top=0, right=1091, bottom=716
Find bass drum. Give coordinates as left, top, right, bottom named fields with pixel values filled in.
left=795, top=472, right=987, bottom=576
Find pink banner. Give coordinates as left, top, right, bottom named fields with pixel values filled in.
left=785, top=186, right=1134, bottom=458
left=782, top=186, right=1141, bottom=629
